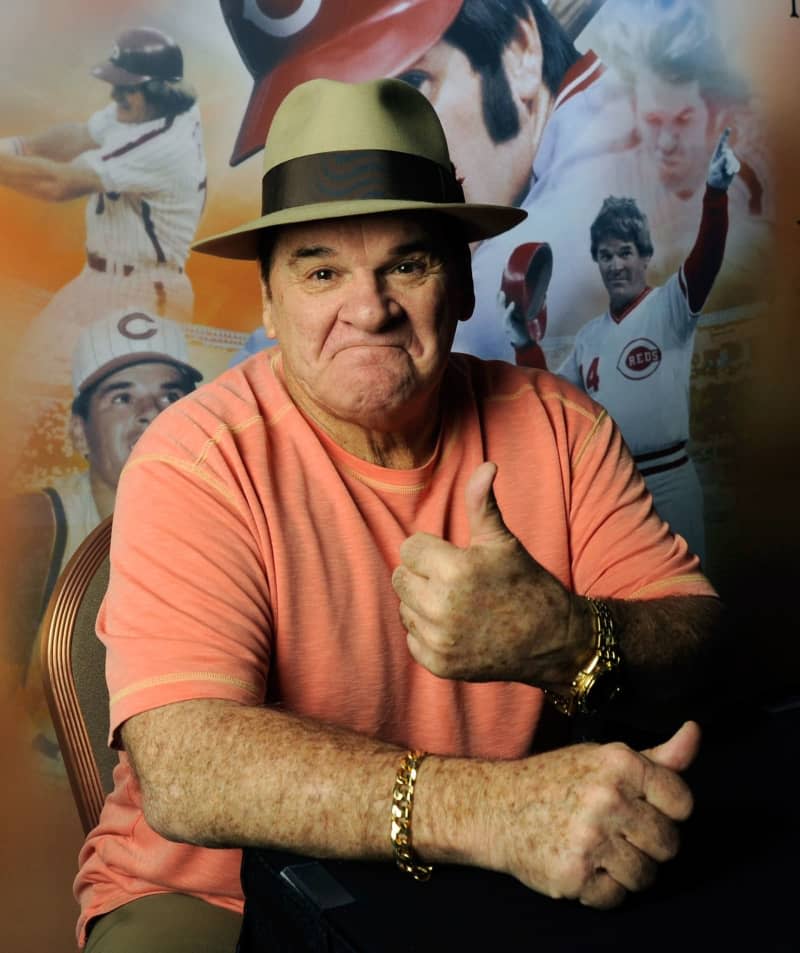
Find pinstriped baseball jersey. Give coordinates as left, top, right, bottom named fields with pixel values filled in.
left=79, top=103, right=206, bottom=269
left=557, top=270, right=698, bottom=457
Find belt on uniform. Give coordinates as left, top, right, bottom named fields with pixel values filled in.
left=87, top=252, right=182, bottom=276
left=634, top=441, right=689, bottom=477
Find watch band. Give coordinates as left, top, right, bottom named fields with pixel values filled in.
left=544, top=598, right=622, bottom=717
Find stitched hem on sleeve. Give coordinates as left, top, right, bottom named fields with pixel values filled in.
left=110, top=671, right=262, bottom=707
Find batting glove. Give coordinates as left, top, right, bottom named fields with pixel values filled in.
left=707, top=127, right=741, bottom=191
left=499, top=290, right=534, bottom=349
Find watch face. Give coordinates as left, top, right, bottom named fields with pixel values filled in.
left=580, top=671, right=622, bottom=715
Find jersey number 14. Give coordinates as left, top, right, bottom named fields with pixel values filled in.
left=583, top=357, right=600, bottom=392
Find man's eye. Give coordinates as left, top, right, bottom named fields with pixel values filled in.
left=110, top=393, right=131, bottom=405
left=393, top=259, right=425, bottom=275
left=311, top=268, right=335, bottom=281
left=396, top=70, right=429, bottom=92
left=160, top=390, right=183, bottom=406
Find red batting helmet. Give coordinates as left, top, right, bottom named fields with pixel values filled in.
left=219, top=0, right=461, bottom=166
left=501, top=242, right=553, bottom=343
left=92, top=27, right=184, bottom=86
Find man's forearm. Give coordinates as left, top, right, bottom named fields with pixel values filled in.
left=122, top=695, right=699, bottom=908
left=18, top=123, right=97, bottom=161
left=0, top=152, right=100, bottom=201
left=607, top=594, right=724, bottom=708
left=122, top=699, right=487, bottom=867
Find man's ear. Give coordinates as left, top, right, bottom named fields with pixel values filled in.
left=70, top=414, right=89, bottom=458
left=502, top=9, right=545, bottom=111
left=260, top=277, right=277, bottom=339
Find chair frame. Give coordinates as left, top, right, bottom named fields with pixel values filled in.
left=40, top=515, right=113, bottom=834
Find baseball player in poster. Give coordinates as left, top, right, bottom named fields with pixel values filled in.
left=218, top=0, right=636, bottom=365
left=596, top=0, right=771, bottom=310
left=9, top=310, right=201, bottom=772
left=552, top=131, right=740, bottom=564
left=0, top=27, right=207, bottom=392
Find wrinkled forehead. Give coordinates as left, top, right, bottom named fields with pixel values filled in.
left=269, top=211, right=463, bottom=264
left=596, top=237, right=640, bottom=257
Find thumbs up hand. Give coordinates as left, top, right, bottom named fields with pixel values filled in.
left=392, top=462, right=593, bottom=686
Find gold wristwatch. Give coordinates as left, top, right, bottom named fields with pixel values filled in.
left=544, top=598, right=622, bottom=717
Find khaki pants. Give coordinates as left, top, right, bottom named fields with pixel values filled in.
left=84, top=893, right=242, bottom=953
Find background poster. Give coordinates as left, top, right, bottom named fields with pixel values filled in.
left=0, top=2, right=797, bottom=949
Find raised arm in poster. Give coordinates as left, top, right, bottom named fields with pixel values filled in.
left=0, top=27, right=207, bottom=392
left=553, top=131, right=740, bottom=564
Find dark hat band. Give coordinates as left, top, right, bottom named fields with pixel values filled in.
left=261, top=150, right=465, bottom=216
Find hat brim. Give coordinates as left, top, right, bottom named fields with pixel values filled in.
left=78, top=353, right=203, bottom=395
left=192, top=200, right=526, bottom=261
left=91, top=62, right=148, bottom=86
left=229, top=0, right=462, bottom=166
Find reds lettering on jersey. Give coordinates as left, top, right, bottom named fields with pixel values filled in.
left=78, top=103, right=207, bottom=269
left=557, top=270, right=699, bottom=457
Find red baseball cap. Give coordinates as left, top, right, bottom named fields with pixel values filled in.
left=220, top=0, right=461, bottom=165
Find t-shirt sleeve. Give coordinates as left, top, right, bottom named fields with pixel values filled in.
left=565, top=400, right=714, bottom=600
left=100, top=431, right=274, bottom=748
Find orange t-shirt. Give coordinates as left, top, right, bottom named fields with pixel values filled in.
left=75, top=351, right=714, bottom=945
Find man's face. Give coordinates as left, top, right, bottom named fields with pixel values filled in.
left=262, top=214, right=472, bottom=435
left=595, top=238, right=650, bottom=313
left=397, top=40, right=535, bottom=207
left=72, top=362, right=191, bottom=491
left=111, top=84, right=157, bottom=124
left=636, top=70, right=718, bottom=195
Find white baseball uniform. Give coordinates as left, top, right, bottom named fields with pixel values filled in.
left=456, top=51, right=637, bottom=365
left=557, top=188, right=730, bottom=563
left=13, top=102, right=207, bottom=396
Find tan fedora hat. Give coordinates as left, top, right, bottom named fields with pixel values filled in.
left=192, top=77, right=526, bottom=260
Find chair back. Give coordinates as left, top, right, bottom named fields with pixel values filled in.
left=40, top=515, right=114, bottom=833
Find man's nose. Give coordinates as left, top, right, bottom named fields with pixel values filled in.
left=339, top=272, right=398, bottom=329
left=135, top=397, right=161, bottom=424
left=656, top=127, right=678, bottom=154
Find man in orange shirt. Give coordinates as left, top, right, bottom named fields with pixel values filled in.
left=77, top=78, right=722, bottom=951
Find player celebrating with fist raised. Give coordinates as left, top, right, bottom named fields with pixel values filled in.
left=555, top=130, right=740, bottom=565
left=0, top=27, right=207, bottom=393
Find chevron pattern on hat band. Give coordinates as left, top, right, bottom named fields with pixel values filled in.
left=261, top=149, right=465, bottom=215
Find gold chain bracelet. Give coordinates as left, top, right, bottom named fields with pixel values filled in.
left=390, top=750, right=433, bottom=881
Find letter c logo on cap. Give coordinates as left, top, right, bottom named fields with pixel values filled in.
left=243, top=0, right=322, bottom=38
left=117, top=312, right=158, bottom=340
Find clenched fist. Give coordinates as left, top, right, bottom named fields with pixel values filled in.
left=475, top=720, right=701, bottom=908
